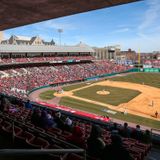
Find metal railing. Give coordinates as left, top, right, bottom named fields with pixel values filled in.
left=0, top=149, right=86, bottom=160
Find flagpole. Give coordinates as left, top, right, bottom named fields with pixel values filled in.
left=138, top=49, right=141, bottom=72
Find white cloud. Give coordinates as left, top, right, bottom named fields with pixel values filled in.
left=139, top=0, right=160, bottom=30
left=112, top=27, right=130, bottom=33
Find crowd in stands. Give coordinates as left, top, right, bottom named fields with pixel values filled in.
left=0, top=55, right=95, bottom=64
left=0, top=95, right=152, bottom=160
left=143, top=59, right=160, bottom=68
left=0, top=61, right=131, bottom=99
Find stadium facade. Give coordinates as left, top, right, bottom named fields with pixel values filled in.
left=92, top=45, right=120, bottom=60
left=1, top=34, right=55, bottom=46
left=0, top=42, right=94, bottom=59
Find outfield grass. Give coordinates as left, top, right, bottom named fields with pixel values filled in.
left=63, top=83, right=89, bottom=91
left=60, top=97, right=160, bottom=129
left=40, top=73, right=160, bottom=129
left=74, top=85, right=140, bottom=106
left=39, top=90, right=55, bottom=100
left=59, top=73, right=160, bottom=129
left=110, top=73, right=160, bottom=88
left=63, top=73, right=160, bottom=91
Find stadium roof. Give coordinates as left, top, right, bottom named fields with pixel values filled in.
left=0, top=0, right=141, bottom=30
left=15, top=35, right=31, bottom=41
left=0, top=43, right=94, bottom=53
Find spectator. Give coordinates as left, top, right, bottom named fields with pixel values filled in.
left=54, top=111, right=64, bottom=129
left=25, top=100, right=32, bottom=109
left=64, top=116, right=73, bottom=131
left=0, top=60, right=131, bottom=99
left=120, top=122, right=131, bottom=138
left=110, top=123, right=119, bottom=134
left=40, top=110, right=55, bottom=129
left=47, top=110, right=54, bottom=120
left=55, top=111, right=61, bottom=118
left=67, top=126, right=85, bottom=148
left=8, top=104, right=19, bottom=114
left=87, top=125, right=105, bottom=158
left=142, top=130, right=152, bottom=144
left=47, top=111, right=57, bottom=127
left=131, top=125, right=143, bottom=141
left=65, top=116, right=72, bottom=126
left=0, top=95, right=11, bottom=112
left=101, top=134, right=133, bottom=160
left=31, top=109, right=42, bottom=127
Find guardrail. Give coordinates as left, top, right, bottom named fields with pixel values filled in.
left=0, top=149, right=86, bottom=159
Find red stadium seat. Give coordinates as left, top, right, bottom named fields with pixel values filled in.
left=1, top=121, right=12, bottom=135
left=15, top=131, right=35, bottom=148
left=47, top=127, right=62, bottom=136
left=26, top=137, right=50, bottom=149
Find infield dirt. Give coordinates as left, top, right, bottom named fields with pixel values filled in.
left=54, top=80, right=160, bottom=120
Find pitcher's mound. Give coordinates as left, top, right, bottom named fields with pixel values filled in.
left=97, top=90, right=110, bottom=95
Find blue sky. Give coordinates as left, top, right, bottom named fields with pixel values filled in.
left=4, top=0, right=160, bottom=52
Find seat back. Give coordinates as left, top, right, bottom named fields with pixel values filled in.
left=26, top=137, right=50, bottom=149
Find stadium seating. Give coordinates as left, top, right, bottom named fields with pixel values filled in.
left=0, top=60, right=131, bottom=99
left=26, top=137, right=50, bottom=149
left=143, top=59, right=160, bottom=68
left=0, top=54, right=153, bottom=159
left=0, top=55, right=95, bottom=64
left=0, top=98, right=152, bottom=160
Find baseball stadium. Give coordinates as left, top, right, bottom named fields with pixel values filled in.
left=0, top=0, right=160, bottom=160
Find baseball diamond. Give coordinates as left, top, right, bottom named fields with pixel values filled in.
left=29, top=72, right=160, bottom=129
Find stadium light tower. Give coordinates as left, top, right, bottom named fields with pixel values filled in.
left=57, top=29, right=63, bottom=45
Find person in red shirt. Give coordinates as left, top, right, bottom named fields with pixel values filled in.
left=67, top=126, right=85, bottom=148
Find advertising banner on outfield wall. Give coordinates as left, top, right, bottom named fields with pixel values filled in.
left=143, top=68, right=160, bottom=72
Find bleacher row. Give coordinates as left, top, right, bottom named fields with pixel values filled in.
left=143, top=60, right=160, bottom=68
left=0, top=55, right=95, bottom=64
left=0, top=97, right=151, bottom=160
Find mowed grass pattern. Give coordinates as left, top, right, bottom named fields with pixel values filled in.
left=60, top=97, right=160, bottom=129
left=110, top=73, right=160, bottom=88
left=59, top=73, right=160, bottom=128
left=39, top=90, right=55, bottom=100
left=74, top=85, right=141, bottom=106
left=63, top=83, right=89, bottom=91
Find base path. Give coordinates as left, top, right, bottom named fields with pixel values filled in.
left=97, top=80, right=160, bottom=117
left=29, top=80, right=160, bottom=121
left=54, top=80, right=160, bottom=120
left=29, top=87, right=61, bottom=105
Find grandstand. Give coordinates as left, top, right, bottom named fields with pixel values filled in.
left=1, top=0, right=160, bottom=160
left=0, top=43, right=131, bottom=99
left=143, top=59, right=160, bottom=69
left=0, top=43, right=158, bottom=160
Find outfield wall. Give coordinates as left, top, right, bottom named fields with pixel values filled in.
left=143, top=68, right=160, bottom=72
left=85, top=68, right=138, bottom=81
left=85, top=68, right=160, bottom=81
